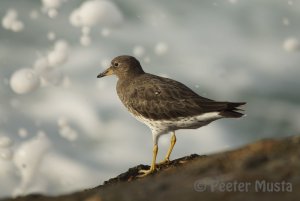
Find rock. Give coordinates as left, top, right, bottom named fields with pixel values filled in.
left=2, top=135, right=300, bottom=201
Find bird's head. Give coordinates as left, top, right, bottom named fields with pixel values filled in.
left=97, top=55, right=144, bottom=79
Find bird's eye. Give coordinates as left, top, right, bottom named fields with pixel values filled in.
left=114, top=63, right=119, bottom=67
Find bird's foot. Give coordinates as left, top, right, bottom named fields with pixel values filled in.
left=157, top=158, right=170, bottom=165
left=137, top=167, right=156, bottom=177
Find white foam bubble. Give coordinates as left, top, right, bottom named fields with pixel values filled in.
left=133, top=45, right=146, bottom=57
left=1, top=9, right=24, bottom=32
left=47, top=40, right=69, bottom=67
left=70, top=0, right=123, bottom=28
left=32, top=40, right=69, bottom=88
left=154, top=42, right=168, bottom=55
left=69, top=9, right=81, bottom=27
left=59, top=126, right=78, bottom=141
left=29, top=10, right=39, bottom=20
left=57, top=117, right=78, bottom=141
left=82, top=0, right=122, bottom=26
left=10, top=68, right=40, bottom=94
left=48, top=9, right=58, bottom=18
left=101, top=27, right=111, bottom=37
left=47, top=32, right=56, bottom=41
left=57, top=116, right=68, bottom=127
left=42, top=0, right=62, bottom=9
left=2, top=16, right=14, bottom=29
left=0, top=136, right=13, bottom=148
left=11, top=21, right=24, bottom=32
left=41, top=0, right=64, bottom=19
left=54, top=40, right=69, bottom=52
left=283, top=37, right=300, bottom=52
left=143, top=56, right=151, bottom=63
left=80, top=35, right=91, bottom=46
left=18, top=128, right=28, bottom=138
left=6, top=9, right=18, bottom=20
left=47, top=50, right=68, bottom=66
left=70, top=0, right=122, bottom=46
left=282, top=17, right=290, bottom=26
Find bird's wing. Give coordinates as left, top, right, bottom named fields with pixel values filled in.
left=126, top=74, right=244, bottom=120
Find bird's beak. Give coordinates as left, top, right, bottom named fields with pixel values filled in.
left=97, top=66, right=114, bottom=78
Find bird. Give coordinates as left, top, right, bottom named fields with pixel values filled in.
left=97, top=55, right=245, bottom=177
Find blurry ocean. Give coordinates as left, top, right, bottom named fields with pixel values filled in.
left=0, top=0, right=300, bottom=198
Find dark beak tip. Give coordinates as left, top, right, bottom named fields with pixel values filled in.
left=97, top=74, right=103, bottom=78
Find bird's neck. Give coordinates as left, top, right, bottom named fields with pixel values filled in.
left=118, top=71, right=144, bottom=81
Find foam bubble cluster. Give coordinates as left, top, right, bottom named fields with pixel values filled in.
left=37, top=40, right=69, bottom=86
left=10, top=40, right=70, bottom=94
left=42, top=0, right=62, bottom=9
left=47, top=40, right=69, bottom=67
left=0, top=135, right=14, bottom=161
left=41, top=0, right=63, bottom=18
left=69, top=0, right=123, bottom=46
left=70, top=0, right=122, bottom=27
left=57, top=117, right=78, bottom=141
left=40, top=68, right=64, bottom=86
left=1, top=9, right=24, bottom=32
left=13, top=132, right=51, bottom=196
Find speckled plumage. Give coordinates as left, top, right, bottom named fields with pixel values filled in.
left=117, top=73, right=243, bottom=119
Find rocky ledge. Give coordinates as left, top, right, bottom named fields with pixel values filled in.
left=2, top=135, right=300, bottom=201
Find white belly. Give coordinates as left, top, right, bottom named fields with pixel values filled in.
left=133, top=112, right=222, bottom=135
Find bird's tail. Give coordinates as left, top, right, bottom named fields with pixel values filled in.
left=219, top=102, right=246, bottom=118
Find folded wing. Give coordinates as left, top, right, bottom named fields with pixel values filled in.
left=126, top=74, right=245, bottom=120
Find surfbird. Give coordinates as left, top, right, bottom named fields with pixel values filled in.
left=97, top=55, right=246, bottom=177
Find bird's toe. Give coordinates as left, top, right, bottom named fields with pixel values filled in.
left=137, top=168, right=155, bottom=177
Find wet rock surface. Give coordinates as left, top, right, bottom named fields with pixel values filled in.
left=2, top=135, right=300, bottom=201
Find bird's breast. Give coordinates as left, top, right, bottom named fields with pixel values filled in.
left=116, top=80, right=138, bottom=114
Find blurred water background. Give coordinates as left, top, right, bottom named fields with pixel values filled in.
left=1, top=0, right=300, bottom=198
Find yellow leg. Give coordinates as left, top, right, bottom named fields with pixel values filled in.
left=138, top=144, right=158, bottom=177
left=158, top=131, right=176, bottom=165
